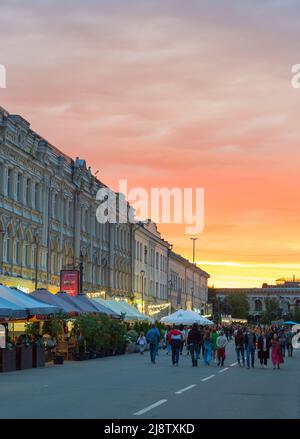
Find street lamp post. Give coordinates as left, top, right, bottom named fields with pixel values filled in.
left=141, top=270, right=145, bottom=314
left=168, top=280, right=173, bottom=314
left=101, top=257, right=108, bottom=300
left=190, top=237, right=198, bottom=264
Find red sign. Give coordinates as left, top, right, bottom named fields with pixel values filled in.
left=60, top=270, right=79, bottom=296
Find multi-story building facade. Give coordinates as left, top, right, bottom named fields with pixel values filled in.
left=0, top=106, right=132, bottom=297
left=133, top=221, right=171, bottom=315
left=168, top=251, right=210, bottom=314
left=0, top=106, right=211, bottom=313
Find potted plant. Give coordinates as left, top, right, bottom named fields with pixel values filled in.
left=15, top=334, right=33, bottom=370
left=0, top=336, right=16, bottom=373
left=73, top=314, right=99, bottom=360
left=126, top=329, right=139, bottom=354
left=25, top=322, right=45, bottom=368
left=42, top=317, right=64, bottom=364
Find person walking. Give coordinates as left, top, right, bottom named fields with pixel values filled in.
left=137, top=332, right=147, bottom=355
left=279, top=330, right=286, bottom=358
left=199, top=326, right=205, bottom=357
left=211, top=328, right=218, bottom=364
left=203, top=328, right=212, bottom=366
left=179, top=325, right=186, bottom=355
left=146, top=324, right=160, bottom=364
left=271, top=333, right=284, bottom=369
left=164, top=329, right=171, bottom=355
left=257, top=330, right=270, bottom=368
left=187, top=323, right=201, bottom=367
left=235, top=328, right=245, bottom=367
left=245, top=328, right=257, bottom=369
left=286, top=330, right=294, bottom=357
left=167, top=326, right=184, bottom=366
left=216, top=330, right=227, bottom=367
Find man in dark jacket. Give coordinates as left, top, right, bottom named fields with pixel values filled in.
left=244, top=328, right=257, bottom=369
left=187, top=323, right=201, bottom=367
left=235, top=328, right=245, bottom=367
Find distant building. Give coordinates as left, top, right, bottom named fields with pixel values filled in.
left=133, top=220, right=171, bottom=315
left=215, top=280, right=300, bottom=319
left=168, top=251, right=210, bottom=315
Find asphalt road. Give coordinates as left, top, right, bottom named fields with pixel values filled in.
left=0, top=343, right=299, bottom=419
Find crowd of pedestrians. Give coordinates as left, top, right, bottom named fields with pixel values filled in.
left=144, top=323, right=298, bottom=369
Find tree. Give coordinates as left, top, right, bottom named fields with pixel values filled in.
left=260, top=298, right=279, bottom=324
left=227, top=293, right=249, bottom=319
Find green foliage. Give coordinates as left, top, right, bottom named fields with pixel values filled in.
left=73, top=314, right=127, bottom=352
left=283, top=308, right=300, bottom=324
left=42, top=318, right=64, bottom=339
left=260, top=298, right=279, bottom=325
left=260, top=298, right=280, bottom=324
left=126, top=329, right=139, bottom=343
left=291, top=308, right=300, bottom=323
left=228, top=293, right=249, bottom=319
left=25, top=322, right=40, bottom=338
left=131, top=321, right=164, bottom=335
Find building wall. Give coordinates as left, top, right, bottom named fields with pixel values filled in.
left=0, top=106, right=210, bottom=312
left=215, top=287, right=300, bottom=317
left=168, top=251, right=209, bottom=314
left=133, top=221, right=170, bottom=313
left=0, top=106, right=133, bottom=297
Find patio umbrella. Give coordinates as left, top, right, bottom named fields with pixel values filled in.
left=283, top=321, right=300, bottom=325
left=161, top=309, right=213, bottom=326
left=88, top=299, right=120, bottom=318
left=0, top=285, right=59, bottom=316
left=55, top=292, right=85, bottom=313
left=0, top=296, right=27, bottom=319
left=31, top=289, right=79, bottom=314
left=59, top=294, right=100, bottom=313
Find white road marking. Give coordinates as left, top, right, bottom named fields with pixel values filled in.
left=201, top=374, right=215, bottom=382
left=230, top=362, right=237, bottom=367
left=134, top=400, right=168, bottom=416
left=218, top=367, right=229, bottom=374
left=175, top=384, right=197, bottom=394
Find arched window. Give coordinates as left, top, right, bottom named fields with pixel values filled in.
left=255, top=299, right=263, bottom=312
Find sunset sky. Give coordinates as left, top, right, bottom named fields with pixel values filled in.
left=1, top=0, right=300, bottom=287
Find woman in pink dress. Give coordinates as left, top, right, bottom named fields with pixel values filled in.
left=271, top=333, right=284, bottom=369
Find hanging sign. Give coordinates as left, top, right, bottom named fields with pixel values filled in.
left=60, top=270, right=79, bottom=296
